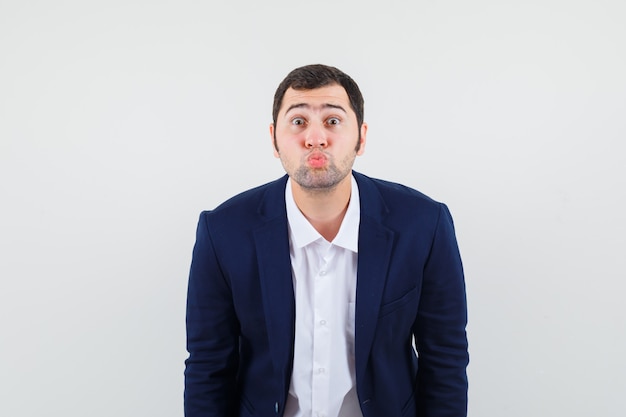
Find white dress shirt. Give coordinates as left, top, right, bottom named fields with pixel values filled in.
left=283, top=175, right=363, bottom=417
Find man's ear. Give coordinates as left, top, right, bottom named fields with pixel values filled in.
left=357, top=122, right=368, bottom=156
left=269, top=123, right=279, bottom=157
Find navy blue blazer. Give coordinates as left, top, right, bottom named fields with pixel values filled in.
left=185, top=171, right=468, bottom=417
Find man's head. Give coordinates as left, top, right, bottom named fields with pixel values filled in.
left=269, top=65, right=367, bottom=192
left=272, top=64, right=365, bottom=131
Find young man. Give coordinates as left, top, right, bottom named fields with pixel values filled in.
left=185, top=64, right=469, bottom=417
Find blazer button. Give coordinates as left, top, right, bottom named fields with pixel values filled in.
left=275, top=401, right=279, bottom=413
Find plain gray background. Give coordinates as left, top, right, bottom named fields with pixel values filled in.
left=1, top=1, right=625, bottom=416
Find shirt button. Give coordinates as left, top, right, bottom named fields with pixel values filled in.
left=319, top=320, right=326, bottom=325
left=318, top=367, right=325, bottom=374
left=319, top=270, right=326, bottom=276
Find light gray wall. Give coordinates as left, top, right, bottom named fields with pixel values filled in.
left=1, top=1, right=624, bottom=416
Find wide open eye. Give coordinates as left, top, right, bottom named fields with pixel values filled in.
left=291, top=117, right=305, bottom=126
left=327, top=117, right=340, bottom=126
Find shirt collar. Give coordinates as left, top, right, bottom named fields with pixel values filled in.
left=285, top=174, right=360, bottom=253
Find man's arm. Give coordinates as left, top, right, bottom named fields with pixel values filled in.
left=414, top=203, right=469, bottom=417
left=185, top=212, right=239, bottom=416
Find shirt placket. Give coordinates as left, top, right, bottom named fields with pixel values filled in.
left=311, top=242, right=334, bottom=417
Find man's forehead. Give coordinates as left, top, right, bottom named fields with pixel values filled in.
left=281, top=84, right=350, bottom=111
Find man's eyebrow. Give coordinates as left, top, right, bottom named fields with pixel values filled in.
left=285, top=103, right=347, bottom=114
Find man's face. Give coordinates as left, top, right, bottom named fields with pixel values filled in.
left=270, top=84, right=367, bottom=191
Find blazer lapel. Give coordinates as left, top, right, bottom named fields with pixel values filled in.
left=353, top=172, right=395, bottom=383
left=253, top=176, right=296, bottom=384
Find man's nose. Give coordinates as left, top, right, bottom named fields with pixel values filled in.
left=304, top=124, right=327, bottom=148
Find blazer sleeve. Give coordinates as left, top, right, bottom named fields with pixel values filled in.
left=414, top=203, right=469, bottom=417
left=184, top=212, right=239, bottom=417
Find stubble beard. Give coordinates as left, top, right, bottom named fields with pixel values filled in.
left=276, top=134, right=361, bottom=194
left=290, top=154, right=355, bottom=194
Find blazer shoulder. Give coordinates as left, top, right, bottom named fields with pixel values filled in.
left=199, top=175, right=288, bottom=227
left=354, top=171, right=444, bottom=214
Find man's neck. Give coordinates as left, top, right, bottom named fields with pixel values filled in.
left=291, top=175, right=352, bottom=242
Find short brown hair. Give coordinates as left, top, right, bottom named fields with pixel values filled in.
left=272, top=64, right=364, bottom=128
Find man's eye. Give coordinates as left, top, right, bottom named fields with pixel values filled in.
left=327, top=117, right=340, bottom=125
left=291, top=118, right=305, bottom=125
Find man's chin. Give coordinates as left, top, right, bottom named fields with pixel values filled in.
left=292, top=171, right=350, bottom=192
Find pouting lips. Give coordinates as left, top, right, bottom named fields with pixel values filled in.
left=307, top=153, right=328, bottom=168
